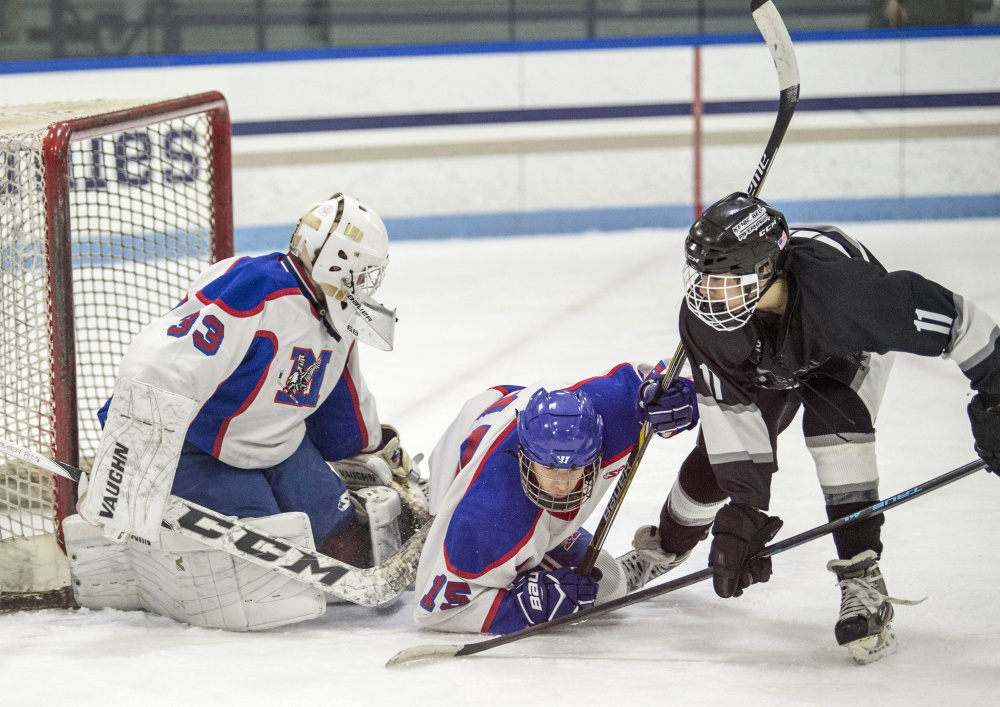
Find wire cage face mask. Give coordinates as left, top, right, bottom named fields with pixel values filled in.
left=683, top=264, right=770, bottom=332
left=349, top=256, right=386, bottom=298
left=517, top=446, right=600, bottom=513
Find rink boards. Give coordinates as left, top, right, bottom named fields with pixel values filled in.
left=1, top=29, right=997, bottom=245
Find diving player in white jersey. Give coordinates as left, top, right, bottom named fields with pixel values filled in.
left=413, top=363, right=699, bottom=634
left=66, top=193, right=427, bottom=630
left=640, top=192, right=1000, bottom=663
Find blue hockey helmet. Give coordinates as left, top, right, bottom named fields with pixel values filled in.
left=516, top=388, right=604, bottom=512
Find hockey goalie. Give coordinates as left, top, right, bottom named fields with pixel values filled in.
left=67, top=193, right=429, bottom=631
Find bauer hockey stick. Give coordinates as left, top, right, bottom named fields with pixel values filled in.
left=0, top=438, right=428, bottom=607
left=386, top=458, right=987, bottom=666
left=747, top=0, right=800, bottom=199
left=577, top=0, right=798, bottom=576
left=576, top=340, right=686, bottom=576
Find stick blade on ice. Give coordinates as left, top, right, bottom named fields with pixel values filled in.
left=385, top=644, right=465, bottom=668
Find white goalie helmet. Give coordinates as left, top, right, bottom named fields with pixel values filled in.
left=290, top=193, right=396, bottom=350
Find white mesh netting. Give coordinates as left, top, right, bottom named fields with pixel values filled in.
left=0, top=98, right=226, bottom=607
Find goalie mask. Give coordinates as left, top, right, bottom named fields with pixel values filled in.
left=683, top=192, right=789, bottom=332
left=290, top=193, right=396, bottom=350
left=516, top=388, right=603, bottom=513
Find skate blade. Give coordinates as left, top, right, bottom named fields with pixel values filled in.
left=845, top=624, right=898, bottom=665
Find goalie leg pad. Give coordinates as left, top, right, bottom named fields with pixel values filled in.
left=352, top=486, right=402, bottom=567
left=329, top=454, right=429, bottom=545
left=139, top=512, right=325, bottom=631
left=64, top=514, right=143, bottom=611
left=66, top=512, right=326, bottom=631
left=321, top=486, right=402, bottom=605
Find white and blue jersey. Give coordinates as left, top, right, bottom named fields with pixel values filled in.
left=413, top=362, right=665, bottom=635
left=105, top=252, right=381, bottom=469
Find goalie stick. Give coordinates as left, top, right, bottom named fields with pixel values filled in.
left=577, top=0, right=799, bottom=576
left=0, top=438, right=428, bottom=607
left=386, top=459, right=986, bottom=666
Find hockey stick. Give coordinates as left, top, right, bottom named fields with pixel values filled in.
left=747, top=0, right=800, bottom=199
left=576, top=340, right=687, bottom=576
left=386, top=459, right=986, bottom=667
left=578, top=0, right=797, bottom=575
left=0, top=439, right=428, bottom=607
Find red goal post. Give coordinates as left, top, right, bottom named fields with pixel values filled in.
left=0, top=92, right=233, bottom=612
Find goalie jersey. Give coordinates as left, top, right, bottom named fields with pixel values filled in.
left=103, top=252, right=382, bottom=469
left=413, top=362, right=664, bottom=635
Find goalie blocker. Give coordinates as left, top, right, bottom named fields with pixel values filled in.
left=78, top=378, right=195, bottom=543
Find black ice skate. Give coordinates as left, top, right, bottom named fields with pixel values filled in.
left=826, top=550, right=923, bottom=665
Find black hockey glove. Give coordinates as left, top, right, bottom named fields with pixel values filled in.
left=709, top=503, right=783, bottom=598
left=969, top=395, right=1000, bottom=474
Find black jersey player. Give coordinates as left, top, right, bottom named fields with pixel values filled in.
left=632, top=191, right=1000, bottom=664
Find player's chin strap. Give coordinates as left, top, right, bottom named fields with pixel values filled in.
left=385, top=459, right=985, bottom=667
left=0, top=439, right=429, bottom=607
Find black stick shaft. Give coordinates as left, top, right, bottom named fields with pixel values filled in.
left=455, top=459, right=985, bottom=657
left=576, top=341, right=687, bottom=576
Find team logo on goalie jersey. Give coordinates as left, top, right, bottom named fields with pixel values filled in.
left=275, top=348, right=332, bottom=406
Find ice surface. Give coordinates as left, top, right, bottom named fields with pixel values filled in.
left=3, top=219, right=999, bottom=706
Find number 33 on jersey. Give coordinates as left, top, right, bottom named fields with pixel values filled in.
left=107, top=252, right=382, bottom=470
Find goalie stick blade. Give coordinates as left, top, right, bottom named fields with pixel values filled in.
left=0, top=438, right=81, bottom=482
left=385, top=644, right=466, bottom=668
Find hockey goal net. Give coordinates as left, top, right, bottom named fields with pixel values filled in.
left=0, top=92, right=233, bottom=612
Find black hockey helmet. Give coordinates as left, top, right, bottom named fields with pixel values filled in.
left=685, top=192, right=788, bottom=277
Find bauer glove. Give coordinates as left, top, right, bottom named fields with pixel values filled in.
left=709, top=503, right=783, bottom=598
left=637, top=376, right=699, bottom=437
left=511, top=566, right=600, bottom=626
left=969, top=395, right=1000, bottom=474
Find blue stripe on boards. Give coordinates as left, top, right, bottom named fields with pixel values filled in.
left=2, top=24, right=997, bottom=75
left=232, top=92, right=1000, bottom=136
left=777, top=194, right=1000, bottom=223
left=232, top=103, right=693, bottom=136
left=235, top=205, right=693, bottom=252
left=705, top=92, right=1000, bottom=116
left=233, top=195, right=1000, bottom=253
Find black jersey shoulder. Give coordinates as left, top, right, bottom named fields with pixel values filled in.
left=783, top=225, right=886, bottom=273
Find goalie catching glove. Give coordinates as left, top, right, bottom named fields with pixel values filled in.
left=328, top=424, right=429, bottom=544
